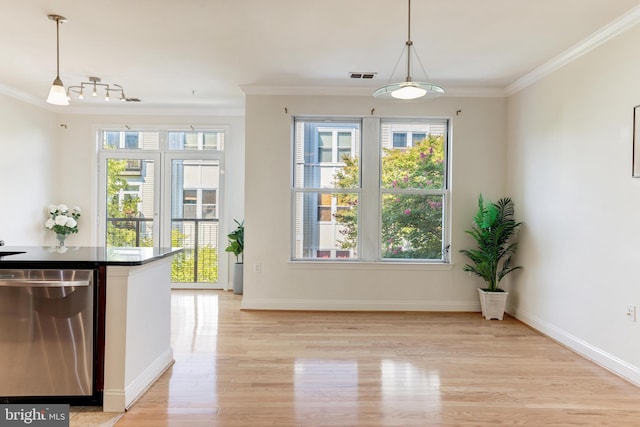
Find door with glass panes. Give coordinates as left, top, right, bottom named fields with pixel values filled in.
left=98, top=129, right=225, bottom=289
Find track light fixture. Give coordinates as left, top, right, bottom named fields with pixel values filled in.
left=66, top=77, right=139, bottom=103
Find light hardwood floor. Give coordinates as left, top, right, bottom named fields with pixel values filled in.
left=112, top=290, right=640, bottom=426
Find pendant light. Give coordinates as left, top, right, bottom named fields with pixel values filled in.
left=46, top=14, right=69, bottom=106
left=374, top=0, right=444, bottom=100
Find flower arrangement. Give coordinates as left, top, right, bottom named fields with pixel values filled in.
left=45, top=204, right=81, bottom=236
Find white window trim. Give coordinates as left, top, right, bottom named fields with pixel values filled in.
left=291, top=116, right=451, bottom=263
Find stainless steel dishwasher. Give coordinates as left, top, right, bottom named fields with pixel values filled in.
left=0, top=269, right=94, bottom=398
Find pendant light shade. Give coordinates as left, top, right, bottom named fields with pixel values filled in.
left=47, top=76, right=67, bottom=105
left=374, top=0, right=444, bottom=100
left=46, top=14, right=69, bottom=106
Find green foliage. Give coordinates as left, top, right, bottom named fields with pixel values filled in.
left=225, top=219, right=244, bottom=263
left=170, top=228, right=219, bottom=283
left=333, top=156, right=359, bottom=249
left=106, top=159, right=141, bottom=218
left=171, top=247, right=219, bottom=282
left=105, top=159, right=218, bottom=283
left=459, top=195, right=523, bottom=291
left=106, top=159, right=145, bottom=247
left=333, top=135, right=446, bottom=259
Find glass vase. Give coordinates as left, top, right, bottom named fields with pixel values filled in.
left=56, top=233, right=66, bottom=248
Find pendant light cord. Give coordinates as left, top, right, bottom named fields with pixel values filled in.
left=405, top=0, right=412, bottom=82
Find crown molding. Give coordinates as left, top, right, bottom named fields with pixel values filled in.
left=0, top=83, right=48, bottom=108
left=505, top=4, right=640, bottom=96
left=240, top=84, right=506, bottom=98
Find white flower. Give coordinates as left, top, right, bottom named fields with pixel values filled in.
left=55, top=215, right=68, bottom=226
left=45, top=203, right=81, bottom=236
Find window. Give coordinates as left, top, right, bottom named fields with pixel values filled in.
left=183, top=190, right=198, bottom=218
left=392, top=131, right=428, bottom=149
left=292, top=117, right=448, bottom=262
left=102, top=131, right=158, bottom=150
left=168, top=131, right=225, bottom=151
left=202, top=190, right=217, bottom=219
left=293, top=120, right=360, bottom=260
left=381, top=121, right=447, bottom=260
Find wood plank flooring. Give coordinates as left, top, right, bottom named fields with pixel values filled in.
left=113, top=290, right=640, bottom=426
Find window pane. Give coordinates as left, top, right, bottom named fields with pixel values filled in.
left=169, top=131, right=224, bottom=151
left=318, top=132, right=332, bottom=163
left=185, top=133, right=198, bottom=149
left=202, top=189, right=216, bottom=204
left=203, top=132, right=222, bottom=150
left=317, top=192, right=332, bottom=222
left=105, top=158, right=155, bottom=247
left=104, top=131, right=119, bottom=149
left=337, top=131, right=352, bottom=160
left=170, top=159, right=221, bottom=284
left=102, top=131, right=159, bottom=150
left=382, top=126, right=446, bottom=190
left=412, top=133, right=426, bottom=145
left=294, top=192, right=358, bottom=259
left=393, top=133, right=407, bottom=148
left=381, top=194, right=443, bottom=260
left=202, top=190, right=217, bottom=219
left=125, top=132, right=139, bottom=149
left=294, top=119, right=360, bottom=190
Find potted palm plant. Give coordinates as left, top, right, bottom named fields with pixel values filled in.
left=225, top=219, right=244, bottom=295
left=460, top=195, right=522, bottom=320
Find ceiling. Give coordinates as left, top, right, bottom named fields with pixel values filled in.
left=1, top=0, right=639, bottom=115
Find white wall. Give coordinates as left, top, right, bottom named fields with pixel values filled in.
left=507, top=23, right=640, bottom=384
left=0, top=93, right=58, bottom=245
left=243, top=95, right=507, bottom=310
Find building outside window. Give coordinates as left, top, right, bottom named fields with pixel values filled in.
left=292, top=117, right=449, bottom=262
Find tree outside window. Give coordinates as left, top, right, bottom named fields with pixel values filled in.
left=293, top=117, right=449, bottom=262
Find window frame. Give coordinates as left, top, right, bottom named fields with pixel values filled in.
left=291, top=116, right=450, bottom=264
left=292, top=118, right=362, bottom=260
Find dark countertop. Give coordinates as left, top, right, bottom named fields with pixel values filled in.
left=0, top=246, right=182, bottom=268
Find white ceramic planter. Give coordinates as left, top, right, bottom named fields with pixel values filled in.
left=477, top=288, right=508, bottom=320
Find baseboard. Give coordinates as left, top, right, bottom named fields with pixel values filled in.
left=508, top=305, right=640, bottom=387
left=125, top=347, right=174, bottom=409
left=102, top=347, right=174, bottom=412
left=102, top=390, right=125, bottom=413
left=241, top=298, right=481, bottom=312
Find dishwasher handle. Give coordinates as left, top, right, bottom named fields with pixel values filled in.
left=0, top=269, right=92, bottom=288
left=0, top=279, right=90, bottom=288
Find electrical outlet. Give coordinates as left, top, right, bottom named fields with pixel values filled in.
left=626, top=305, right=636, bottom=322
left=253, top=263, right=261, bottom=273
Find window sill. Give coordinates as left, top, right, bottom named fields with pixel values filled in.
left=288, top=261, right=454, bottom=271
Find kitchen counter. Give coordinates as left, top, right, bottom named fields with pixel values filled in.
left=0, top=245, right=181, bottom=268
left=0, top=245, right=182, bottom=412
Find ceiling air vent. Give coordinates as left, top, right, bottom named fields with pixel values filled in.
left=349, top=72, right=377, bottom=79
